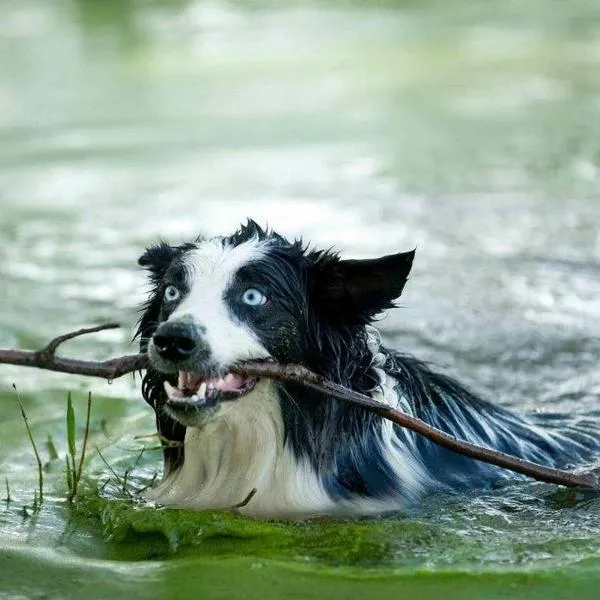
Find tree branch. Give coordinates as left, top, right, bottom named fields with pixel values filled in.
left=38, top=323, right=121, bottom=359
left=0, top=326, right=598, bottom=492
left=0, top=324, right=146, bottom=379
left=0, top=347, right=147, bottom=380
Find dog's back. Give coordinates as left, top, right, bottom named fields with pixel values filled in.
left=384, top=352, right=599, bottom=493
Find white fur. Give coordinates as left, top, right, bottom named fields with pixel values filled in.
left=169, top=236, right=272, bottom=367
left=145, top=379, right=337, bottom=518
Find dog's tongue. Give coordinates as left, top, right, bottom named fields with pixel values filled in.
left=215, top=373, right=247, bottom=391
left=171, top=371, right=249, bottom=397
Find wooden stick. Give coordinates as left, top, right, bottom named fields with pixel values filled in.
left=39, top=323, right=120, bottom=359
left=0, top=324, right=146, bottom=379
left=0, top=326, right=598, bottom=491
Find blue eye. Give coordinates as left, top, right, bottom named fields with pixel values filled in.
left=242, top=288, right=267, bottom=306
left=164, top=285, right=180, bottom=302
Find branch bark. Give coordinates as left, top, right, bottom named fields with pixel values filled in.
left=0, top=325, right=598, bottom=492
left=0, top=324, right=147, bottom=379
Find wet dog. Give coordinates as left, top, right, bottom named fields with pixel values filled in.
left=137, top=220, right=598, bottom=517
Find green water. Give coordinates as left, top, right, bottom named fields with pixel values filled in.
left=2, top=0, right=600, bottom=597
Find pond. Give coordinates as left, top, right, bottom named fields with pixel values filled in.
left=1, top=0, right=600, bottom=598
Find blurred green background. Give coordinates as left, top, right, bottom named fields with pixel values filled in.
left=2, top=0, right=600, bottom=598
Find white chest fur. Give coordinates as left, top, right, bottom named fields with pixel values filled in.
left=144, top=380, right=336, bottom=518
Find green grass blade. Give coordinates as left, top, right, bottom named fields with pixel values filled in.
left=13, top=384, right=43, bottom=503
left=65, top=454, right=73, bottom=493
left=68, top=392, right=93, bottom=503
left=66, top=392, right=76, bottom=458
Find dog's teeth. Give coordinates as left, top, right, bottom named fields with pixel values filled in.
left=198, top=382, right=207, bottom=399
left=178, top=371, right=184, bottom=388
left=164, top=381, right=177, bottom=398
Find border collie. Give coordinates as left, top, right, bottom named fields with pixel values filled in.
left=136, top=220, right=598, bottom=518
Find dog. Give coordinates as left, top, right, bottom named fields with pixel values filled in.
left=136, top=220, right=598, bottom=518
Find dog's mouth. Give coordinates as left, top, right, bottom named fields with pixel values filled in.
left=164, top=371, right=259, bottom=412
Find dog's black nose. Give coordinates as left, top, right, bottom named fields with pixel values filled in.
left=153, top=321, right=200, bottom=362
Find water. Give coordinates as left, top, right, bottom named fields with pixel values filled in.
left=2, top=0, right=600, bottom=597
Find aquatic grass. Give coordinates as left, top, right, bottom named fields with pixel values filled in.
left=121, top=447, right=146, bottom=494
left=134, top=431, right=185, bottom=450
left=65, top=393, right=77, bottom=498
left=96, top=447, right=132, bottom=498
left=66, top=392, right=93, bottom=503
left=65, top=454, right=73, bottom=493
left=67, top=393, right=76, bottom=465
left=136, top=472, right=158, bottom=494
left=10, top=387, right=96, bottom=505
left=13, top=383, right=43, bottom=505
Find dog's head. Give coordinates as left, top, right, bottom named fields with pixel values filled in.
left=137, top=220, right=414, bottom=427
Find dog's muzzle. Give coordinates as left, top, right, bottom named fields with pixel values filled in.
left=149, top=317, right=260, bottom=425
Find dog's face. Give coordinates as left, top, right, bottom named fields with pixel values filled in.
left=137, top=221, right=414, bottom=427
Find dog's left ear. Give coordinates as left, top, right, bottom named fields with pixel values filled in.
left=138, top=241, right=181, bottom=283
left=311, top=249, right=415, bottom=323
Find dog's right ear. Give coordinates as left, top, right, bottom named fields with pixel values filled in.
left=138, top=241, right=180, bottom=283
left=309, top=249, right=416, bottom=324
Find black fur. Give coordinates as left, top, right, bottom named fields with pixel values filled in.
left=137, top=241, right=196, bottom=475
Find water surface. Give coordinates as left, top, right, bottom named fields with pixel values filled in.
left=2, top=0, right=600, bottom=598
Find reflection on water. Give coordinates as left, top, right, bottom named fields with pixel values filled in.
left=1, top=0, right=600, bottom=594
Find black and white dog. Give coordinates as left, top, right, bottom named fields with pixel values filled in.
left=137, top=220, right=597, bottom=517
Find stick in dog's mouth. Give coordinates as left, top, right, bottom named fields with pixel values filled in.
left=164, top=371, right=259, bottom=408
